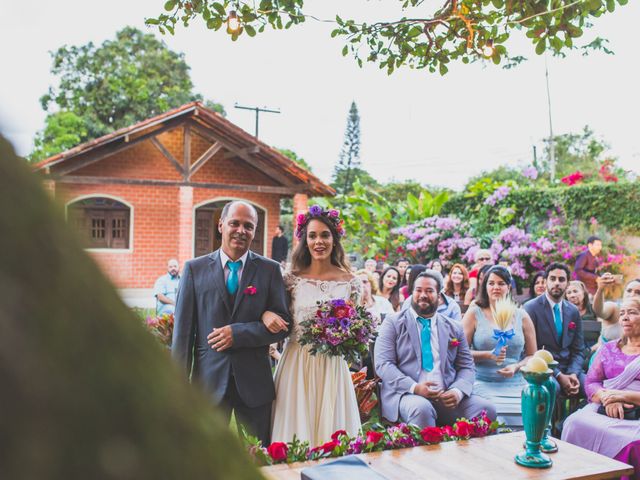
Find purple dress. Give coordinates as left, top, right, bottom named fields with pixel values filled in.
left=561, top=341, right=640, bottom=479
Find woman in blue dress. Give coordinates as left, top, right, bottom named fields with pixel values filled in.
left=462, top=265, right=538, bottom=428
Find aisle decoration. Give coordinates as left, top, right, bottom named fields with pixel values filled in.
left=298, top=298, right=377, bottom=364
left=247, top=411, right=499, bottom=466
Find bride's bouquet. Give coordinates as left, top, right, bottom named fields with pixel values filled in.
left=298, top=298, right=377, bottom=364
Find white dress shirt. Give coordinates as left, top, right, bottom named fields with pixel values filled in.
left=220, top=249, right=250, bottom=285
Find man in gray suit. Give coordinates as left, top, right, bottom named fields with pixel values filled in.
left=172, top=201, right=291, bottom=445
left=375, top=272, right=496, bottom=428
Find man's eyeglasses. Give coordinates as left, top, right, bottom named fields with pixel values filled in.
left=477, top=257, right=491, bottom=261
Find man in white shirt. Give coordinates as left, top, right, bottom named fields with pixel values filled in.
left=375, top=272, right=496, bottom=428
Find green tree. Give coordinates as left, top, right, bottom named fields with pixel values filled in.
left=148, top=0, right=625, bottom=75
left=29, top=111, right=87, bottom=162
left=32, top=26, right=224, bottom=161
left=375, top=180, right=450, bottom=204
left=333, top=101, right=362, bottom=195
left=277, top=147, right=313, bottom=172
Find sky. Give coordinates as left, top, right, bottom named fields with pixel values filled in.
left=1, top=0, right=639, bottom=191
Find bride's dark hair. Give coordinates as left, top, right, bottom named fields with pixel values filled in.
left=290, top=215, right=351, bottom=274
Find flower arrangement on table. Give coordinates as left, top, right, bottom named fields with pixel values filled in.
left=248, top=411, right=498, bottom=465
left=298, top=298, right=377, bottom=364
left=144, top=313, right=174, bottom=347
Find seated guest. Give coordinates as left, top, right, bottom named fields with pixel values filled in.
left=462, top=265, right=537, bottom=428
left=378, top=266, right=402, bottom=312
left=404, top=267, right=461, bottom=323
left=375, top=272, right=496, bottom=428
left=444, top=263, right=470, bottom=306
left=566, top=280, right=603, bottom=350
left=593, top=274, right=639, bottom=342
left=524, top=262, right=586, bottom=398
left=400, top=265, right=413, bottom=300
left=528, top=271, right=546, bottom=302
left=561, top=297, right=640, bottom=478
left=355, top=268, right=394, bottom=325
left=464, top=264, right=492, bottom=306
left=468, top=249, right=494, bottom=293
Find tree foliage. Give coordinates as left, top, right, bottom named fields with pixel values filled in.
left=147, top=0, right=627, bottom=75
left=333, top=101, right=362, bottom=195
left=277, top=147, right=313, bottom=172
left=32, top=26, right=224, bottom=161
left=1, top=134, right=262, bottom=479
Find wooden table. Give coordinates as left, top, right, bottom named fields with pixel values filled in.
left=261, top=431, right=634, bottom=480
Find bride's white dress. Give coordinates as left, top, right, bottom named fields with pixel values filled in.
left=271, top=274, right=362, bottom=447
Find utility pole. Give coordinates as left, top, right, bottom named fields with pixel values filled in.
left=545, top=57, right=556, bottom=182
left=234, top=103, right=280, bottom=138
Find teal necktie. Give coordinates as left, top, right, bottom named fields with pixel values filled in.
left=226, top=260, right=242, bottom=295
left=417, top=316, right=434, bottom=372
left=553, top=303, right=563, bottom=342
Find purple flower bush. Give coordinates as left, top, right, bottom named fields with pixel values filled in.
left=484, top=185, right=511, bottom=206
left=393, top=216, right=479, bottom=267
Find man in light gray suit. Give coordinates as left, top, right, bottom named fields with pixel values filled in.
left=172, top=201, right=291, bottom=445
left=375, top=272, right=496, bottom=427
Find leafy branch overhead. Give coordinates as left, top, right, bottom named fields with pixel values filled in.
left=147, top=0, right=626, bottom=75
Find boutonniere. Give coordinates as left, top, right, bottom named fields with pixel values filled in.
left=244, top=285, right=257, bottom=295
left=568, top=321, right=576, bottom=330
left=449, top=337, right=460, bottom=348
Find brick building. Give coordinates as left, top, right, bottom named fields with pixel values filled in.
left=34, top=102, right=333, bottom=305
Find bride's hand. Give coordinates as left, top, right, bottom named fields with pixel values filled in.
left=262, top=311, right=289, bottom=333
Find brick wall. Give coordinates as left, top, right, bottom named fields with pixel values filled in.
left=53, top=127, right=286, bottom=288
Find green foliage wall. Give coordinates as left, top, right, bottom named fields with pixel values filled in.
left=442, top=182, right=640, bottom=233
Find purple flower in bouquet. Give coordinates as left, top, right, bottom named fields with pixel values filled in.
left=299, top=298, right=377, bottom=363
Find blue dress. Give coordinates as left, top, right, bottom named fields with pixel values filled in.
left=471, top=304, right=526, bottom=428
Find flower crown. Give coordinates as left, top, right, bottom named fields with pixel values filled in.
left=295, top=205, right=345, bottom=239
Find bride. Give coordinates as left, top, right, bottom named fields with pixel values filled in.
left=263, top=206, right=362, bottom=446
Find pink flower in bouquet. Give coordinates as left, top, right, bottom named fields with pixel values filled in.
left=331, top=430, right=348, bottom=442
left=146, top=316, right=159, bottom=327
left=420, top=426, right=444, bottom=443
left=366, top=431, right=384, bottom=445
left=267, top=442, right=288, bottom=462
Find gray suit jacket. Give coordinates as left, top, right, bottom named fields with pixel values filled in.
left=374, top=306, right=475, bottom=422
left=172, top=249, right=291, bottom=407
left=524, top=294, right=584, bottom=376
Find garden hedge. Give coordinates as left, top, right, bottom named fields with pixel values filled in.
left=442, top=182, right=640, bottom=233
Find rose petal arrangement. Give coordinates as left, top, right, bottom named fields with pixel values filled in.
left=248, top=411, right=498, bottom=465
left=298, top=298, right=377, bottom=364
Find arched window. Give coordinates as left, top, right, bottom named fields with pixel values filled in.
left=68, top=197, right=131, bottom=249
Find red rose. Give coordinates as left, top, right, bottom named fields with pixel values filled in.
left=454, top=420, right=474, bottom=438
left=442, top=425, right=455, bottom=437
left=568, top=321, right=576, bottom=330
left=420, top=426, right=444, bottom=443
left=331, top=430, right=348, bottom=442
left=365, top=431, right=384, bottom=444
left=319, top=440, right=338, bottom=454
left=266, top=442, right=288, bottom=462
left=449, top=338, right=460, bottom=347
left=244, top=285, right=257, bottom=295
left=334, top=306, right=351, bottom=319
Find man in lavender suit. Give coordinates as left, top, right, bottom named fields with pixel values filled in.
left=375, top=272, right=496, bottom=427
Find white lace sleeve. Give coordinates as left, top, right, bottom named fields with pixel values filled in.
left=283, top=271, right=301, bottom=294
left=350, top=277, right=363, bottom=305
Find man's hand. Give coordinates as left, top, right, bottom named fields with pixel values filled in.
left=558, top=373, right=580, bottom=396
left=207, top=326, right=234, bottom=351
left=261, top=311, right=289, bottom=333
left=439, top=390, right=461, bottom=408
left=414, top=381, right=443, bottom=400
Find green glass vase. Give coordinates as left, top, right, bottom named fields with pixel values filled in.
left=515, top=369, right=553, bottom=468
left=540, top=361, right=558, bottom=453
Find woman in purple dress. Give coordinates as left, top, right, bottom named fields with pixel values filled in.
left=561, top=297, right=640, bottom=480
